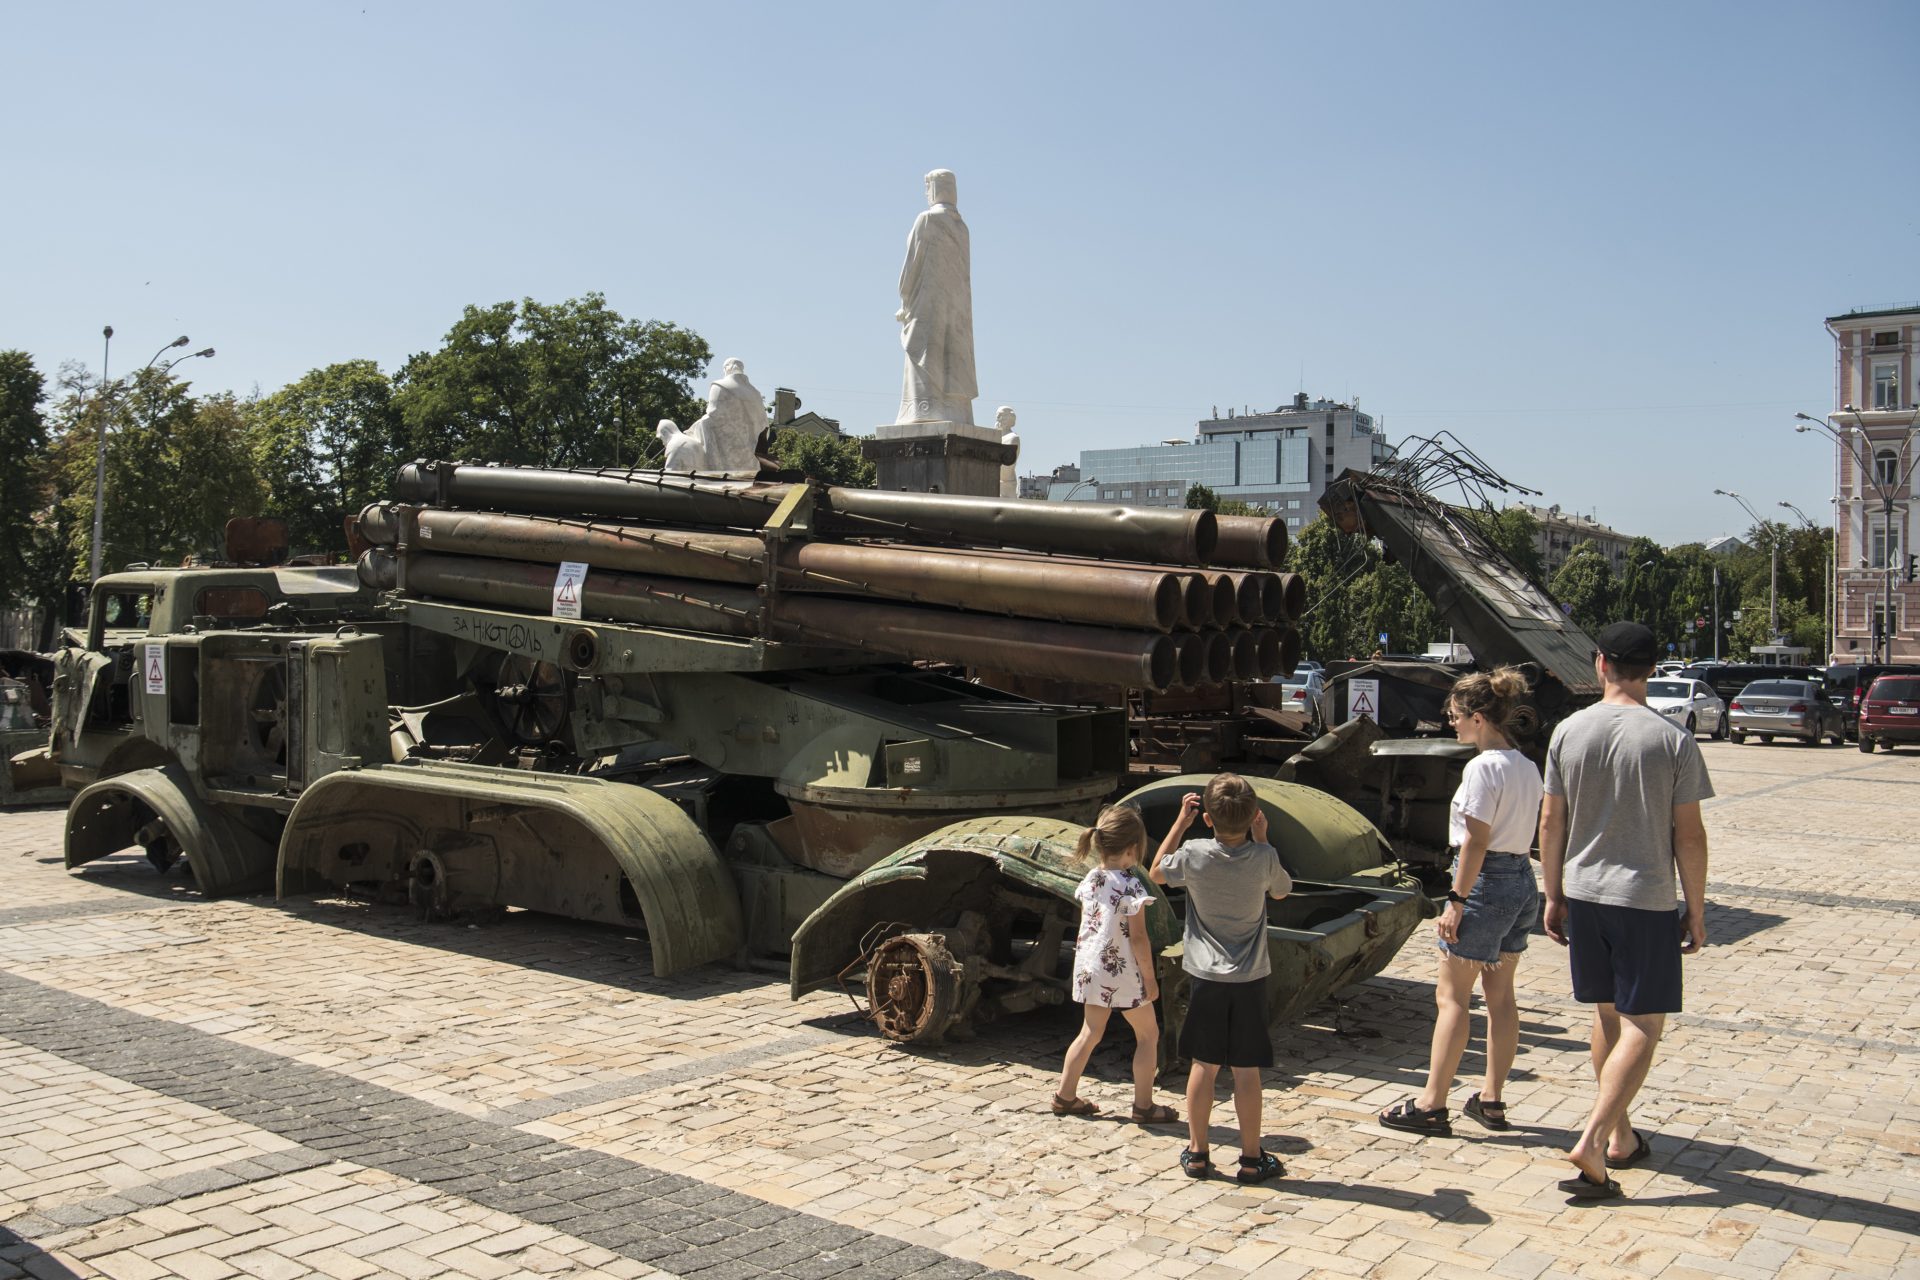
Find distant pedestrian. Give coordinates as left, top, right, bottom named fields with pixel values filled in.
left=1053, top=804, right=1179, bottom=1125
left=1541, top=622, right=1712, bottom=1201
left=1380, top=666, right=1544, bottom=1139
left=1149, top=773, right=1292, bottom=1182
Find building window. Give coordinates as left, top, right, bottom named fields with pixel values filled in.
left=1873, top=362, right=1900, bottom=409
left=1875, top=449, right=1901, bottom=489
left=1873, top=331, right=1900, bottom=348
left=1873, top=601, right=1900, bottom=645
left=1869, top=513, right=1901, bottom=570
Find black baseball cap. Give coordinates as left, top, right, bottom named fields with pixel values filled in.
left=1595, top=621, right=1657, bottom=665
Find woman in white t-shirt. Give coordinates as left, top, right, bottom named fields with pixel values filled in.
left=1381, top=667, right=1544, bottom=1138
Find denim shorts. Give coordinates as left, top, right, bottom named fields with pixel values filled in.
left=1438, top=853, right=1540, bottom=966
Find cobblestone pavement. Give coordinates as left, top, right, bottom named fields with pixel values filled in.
left=3, top=740, right=1916, bottom=1280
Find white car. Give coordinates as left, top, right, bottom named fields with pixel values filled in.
left=1655, top=661, right=1688, bottom=677
left=1275, top=666, right=1332, bottom=726
left=1646, top=677, right=1727, bottom=739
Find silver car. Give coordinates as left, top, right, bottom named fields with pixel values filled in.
left=1728, top=679, right=1845, bottom=747
left=1646, top=678, right=1727, bottom=740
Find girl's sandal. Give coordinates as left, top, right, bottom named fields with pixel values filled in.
left=1130, top=1103, right=1179, bottom=1125
left=1463, top=1092, right=1510, bottom=1131
left=1379, top=1097, right=1454, bottom=1137
left=1050, top=1095, right=1100, bottom=1117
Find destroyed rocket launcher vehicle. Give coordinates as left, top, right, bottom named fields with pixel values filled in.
left=27, top=461, right=1426, bottom=1045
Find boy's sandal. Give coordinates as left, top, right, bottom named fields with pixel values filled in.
left=1050, top=1095, right=1100, bottom=1117
left=1179, top=1147, right=1211, bottom=1178
left=1557, top=1168, right=1624, bottom=1201
left=1236, top=1151, right=1285, bottom=1184
left=1130, top=1103, right=1179, bottom=1125
left=1379, top=1097, right=1453, bottom=1137
left=1463, top=1092, right=1510, bottom=1131
left=1605, top=1129, right=1652, bottom=1168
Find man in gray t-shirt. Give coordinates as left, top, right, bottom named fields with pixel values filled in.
left=1541, top=621, right=1711, bottom=1200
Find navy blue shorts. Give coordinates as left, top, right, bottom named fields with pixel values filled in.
left=1566, top=898, right=1684, bottom=1015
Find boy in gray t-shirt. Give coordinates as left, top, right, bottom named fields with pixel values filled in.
left=1149, top=773, right=1291, bottom=1183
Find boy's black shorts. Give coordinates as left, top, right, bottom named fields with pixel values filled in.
left=1178, top=976, right=1274, bottom=1068
left=1566, top=897, right=1684, bottom=1015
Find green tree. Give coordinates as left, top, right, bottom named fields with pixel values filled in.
left=1283, top=514, right=1441, bottom=660
left=1184, top=482, right=1217, bottom=512
left=395, top=295, right=710, bottom=469
left=768, top=430, right=875, bottom=488
left=253, top=360, right=404, bottom=556
left=1548, top=542, right=1616, bottom=634
left=0, top=351, right=48, bottom=610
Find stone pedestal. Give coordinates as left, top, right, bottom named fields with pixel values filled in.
left=863, top=422, right=1018, bottom=495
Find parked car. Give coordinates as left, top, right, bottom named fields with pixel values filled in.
left=1275, top=665, right=1332, bottom=726
left=1857, top=675, right=1920, bottom=753
left=1820, top=663, right=1920, bottom=740
left=1645, top=677, right=1727, bottom=739
left=1655, top=661, right=1688, bottom=677
left=1678, top=663, right=1825, bottom=707
left=1727, top=679, right=1845, bottom=746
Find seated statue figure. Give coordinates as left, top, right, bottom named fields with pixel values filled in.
left=654, top=358, right=765, bottom=478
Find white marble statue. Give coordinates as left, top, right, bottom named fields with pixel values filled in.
left=655, top=358, right=767, bottom=478
left=995, top=405, right=1020, bottom=499
left=894, top=169, right=977, bottom=426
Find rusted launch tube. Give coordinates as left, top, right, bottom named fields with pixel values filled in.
left=395, top=461, right=1218, bottom=565
left=1277, top=628, right=1302, bottom=674
left=1179, top=577, right=1212, bottom=629
left=1230, top=630, right=1258, bottom=680
left=823, top=488, right=1217, bottom=565
left=1170, top=633, right=1207, bottom=688
left=1205, top=573, right=1240, bottom=627
left=1276, top=572, right=1307, bottom=622
left=360, top=549, right=763, bottom=636
left=1212, top=515, right=1287, bottom=569
left=395, top=462, right=790, bottom=529
left=771, top=596, right=1177, bottom=691
left=1255, top=629, right=1284, bottom=679
left=359, top=505, right=1186, bottom=632
left=1224, top=571, right=1283, bottom=624
left=1201, top=631, right=1233, bottom=685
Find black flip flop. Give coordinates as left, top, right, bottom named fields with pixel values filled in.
left=1557, top=1169, right=1623, bottom=1201
left=1605, top=1129, right=1652, bottom=1168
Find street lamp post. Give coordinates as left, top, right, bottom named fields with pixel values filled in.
left=1795, top=411, right=1920, bottom=663
left=87, top=334, right=206, bottom=586
left=1057, top=476, right=1101, bottom=502
left=1777, top=500, right=1828, bottom=662
left=1714, top=488, right=1776, bottom=641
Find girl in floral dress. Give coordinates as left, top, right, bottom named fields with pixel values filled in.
left=1052, top=804, right=1179, bottom=1123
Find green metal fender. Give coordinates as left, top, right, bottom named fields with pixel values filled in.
left=65, top=763, right=278, bottom=896
left=276, top=760, right=741, bottom=977
left=788, top=815, right=1177, bottom=998
left=1117, top=773, right=1396, bottom=882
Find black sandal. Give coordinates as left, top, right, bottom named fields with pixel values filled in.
left=1236, top=1151, right=1285, bottom=1183
left=1605, top=1129, right=1652, bottom=1168
left=1557, top=1168, right=1623, bottom=1201
left=1463, top=1092, right=1510, bottom=1131
left=1179, top=1147, right=1211, bottom=1178
left=1379, top=1097, right=1453, bottom=1137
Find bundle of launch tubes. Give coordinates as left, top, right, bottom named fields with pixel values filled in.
left=352, top=462, right=1305, bottom=694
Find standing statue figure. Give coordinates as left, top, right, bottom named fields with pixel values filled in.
left=655, top=357, right=767, bottom=478
left=895, top=169, right=977, bottom=426
left=995, top=405, right=1020, bottom=499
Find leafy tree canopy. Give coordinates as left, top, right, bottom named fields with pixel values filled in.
left=252, top=360, right=403, bottom=556
left=394, top=294, right=711, bottom=470
left=0, top=351, right=48, bottom=610
left=768, top=429, right=874, bottom=488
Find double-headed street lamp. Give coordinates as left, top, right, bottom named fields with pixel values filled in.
left=87, top=332, right=215, bottom=584
left=1795, top=410, right=1920, bottom=663
left=1713, top=488, right=1777, bottom=640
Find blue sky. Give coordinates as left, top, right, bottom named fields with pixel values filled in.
left=6, top=2, right=1916, bottom=545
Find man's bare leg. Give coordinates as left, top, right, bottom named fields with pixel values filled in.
left=1587, top=1004, right=1639, bottom=1160
left=1186, top=1062, right=1220, bottom=1159
left=1230, top=1066, right=1264, bottom=1159
left=1569, top=1010, right=1664, bottom=1180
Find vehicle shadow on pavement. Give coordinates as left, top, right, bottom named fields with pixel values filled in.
left=0, top=1225, right=84, bottom=1280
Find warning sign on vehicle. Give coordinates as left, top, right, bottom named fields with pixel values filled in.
left=1348, top=677, right=1380, bottom=722
left=551, top=561, right=589, bottom=620
left=143, top=643, right=167, bottom=695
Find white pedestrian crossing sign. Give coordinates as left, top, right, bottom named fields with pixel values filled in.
left=552, top=561, right=589, bottom=620
left=1348, top=677, right=1380, bottom=722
